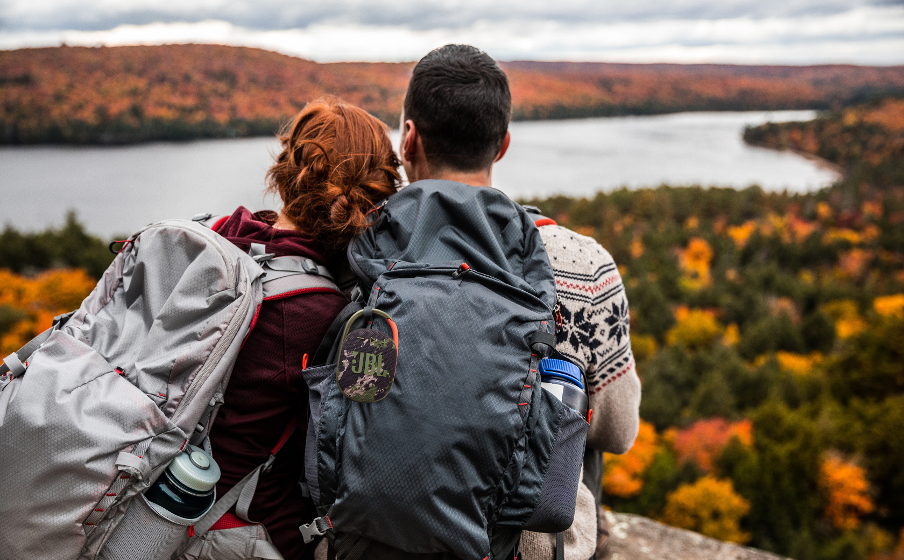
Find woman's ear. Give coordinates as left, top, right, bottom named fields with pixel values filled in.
left=493, top=131, right=511, bottom=163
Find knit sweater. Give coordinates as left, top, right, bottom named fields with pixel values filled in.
left=521, top=224, right=642, bottom=560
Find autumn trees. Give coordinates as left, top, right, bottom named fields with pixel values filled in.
left=3, top=46, right=904, bottom=144
left=529, top=99, right=904, bottom=559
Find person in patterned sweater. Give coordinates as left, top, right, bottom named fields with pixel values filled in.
left=398, top=44, right=641, bottom=560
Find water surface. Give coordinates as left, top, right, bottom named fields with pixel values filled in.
left=0, top=111, right=839, bottom=237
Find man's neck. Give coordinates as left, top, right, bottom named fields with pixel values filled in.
left=418, top=167, right=493, bottom=188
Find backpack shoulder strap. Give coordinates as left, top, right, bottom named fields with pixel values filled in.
left=521, top=204, right=557, bottom=227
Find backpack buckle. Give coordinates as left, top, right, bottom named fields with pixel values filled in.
left=302, top=258, right=320, bottom=275
left=300, top=516, right=331, bottom=543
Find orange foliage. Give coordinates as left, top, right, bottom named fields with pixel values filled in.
left=819, top=455, right=875, bottom=531
left=874, top=294, right=904, bottom=319
left=727, top=221, right=757, bottom=248
left=670, top=418, right=753, bottom=473
left=679, top=237, right=714, bottom=289
left=0, top=268, right=95, bottom=354
left=603, top=420, right=659, bottom=498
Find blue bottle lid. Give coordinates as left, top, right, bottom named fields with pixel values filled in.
left=538, top=358, right=583, bottom=389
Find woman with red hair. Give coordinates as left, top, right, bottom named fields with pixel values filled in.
left=207, top=99, right=400, bottom=559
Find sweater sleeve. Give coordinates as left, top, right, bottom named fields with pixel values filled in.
left=539, top=225, right=641, bottom=455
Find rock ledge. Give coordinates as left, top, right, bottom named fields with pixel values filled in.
left=603, top=511, right=790, bottom=560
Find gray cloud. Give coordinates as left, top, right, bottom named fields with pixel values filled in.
left=0, top=0, right=893, bottom=32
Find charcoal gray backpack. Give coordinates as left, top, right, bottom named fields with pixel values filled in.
left=0, top=218, right=338, bottom=560
left=299, top=181, right=590, bottom=560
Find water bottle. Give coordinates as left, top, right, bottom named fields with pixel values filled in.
left=100, top=446, right=220, bottom=560
left=144, top=445, right=221, bottom=520
left=539, top=357, right=588, bottom=418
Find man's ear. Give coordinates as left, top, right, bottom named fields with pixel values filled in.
left=493, top=131, right=511, bottom=163
left=400, top=119, right=419, bottom=163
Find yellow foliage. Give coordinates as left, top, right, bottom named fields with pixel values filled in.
left=631, top=334, right=658, bottom=361
left=836, top=317, right=867, bottom=340
left=820, top=456, right=875, bottom=531
left=0, top=268, right=95, bottom=354
left=817, top=202, right=833, bottom=220
left=727, top=221, right=757, bottom=248
left=603, top=420, right=659, bottom=498
left=684, top=216, right=700, bottom=230
left=722, top=323, right=740, bottom=347
left=660, top=476, right=751, bottom=543
left=775, top=351, right=823, bottom=376
left=820, top=300, right=866, bottom=340
left=666, top=308, right=723, bottom=349
left=874, top=294, right=904, bottom=319
left=824, top=228, right=862, bottom=245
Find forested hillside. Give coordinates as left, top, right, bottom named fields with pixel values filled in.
left=524, top=99, right=904, bottom=559
left=2, top=45, right=904, bottom=144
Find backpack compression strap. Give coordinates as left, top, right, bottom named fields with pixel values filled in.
left=246, top=243, right=342, bottom=300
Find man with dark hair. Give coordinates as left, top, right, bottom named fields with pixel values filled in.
left=399, top=44, right=641, bottom=560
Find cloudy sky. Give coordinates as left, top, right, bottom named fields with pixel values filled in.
left=1, top=0, right=903, bottom=64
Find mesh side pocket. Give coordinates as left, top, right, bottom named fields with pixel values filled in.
left=99, top=495, right=191, bottom=560
left=522, top=405, right=589, bottom=533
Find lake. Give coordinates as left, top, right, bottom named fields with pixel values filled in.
left=0, top=111, right=839, bottom=237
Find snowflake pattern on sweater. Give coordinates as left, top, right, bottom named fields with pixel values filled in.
left=538, top=225, right=635, bottom=396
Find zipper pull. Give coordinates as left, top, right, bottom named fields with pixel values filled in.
left=452, top=263, right=471, bottom=279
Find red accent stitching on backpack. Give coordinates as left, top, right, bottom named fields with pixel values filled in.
left=303, top=353, right=309, bottom=370
left=106, top=493, right=117, bottom=496
left=188, top=526, right=194, bottom=537
left=94, top=508, right=104, bottom=512
left=180, top=439, right=188, bottom=451
left=263, top=287, right=344, bottom=302
left=524, top=385, right=531, bottom=388
left=519, top=403, right=529, bottom=406
left=326, top=516, right=333, bottom=529
left=534, top=218, right=557, bottom=227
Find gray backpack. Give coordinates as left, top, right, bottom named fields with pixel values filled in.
left=299, top=181, right=589, bottom=560
left=0, top=218, right=338, bottom=560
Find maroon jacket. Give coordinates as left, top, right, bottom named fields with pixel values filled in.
left=209, top=207, right=347, bottom=559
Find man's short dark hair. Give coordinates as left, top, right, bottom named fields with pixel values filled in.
left=404, top=44, right=511, bottom=172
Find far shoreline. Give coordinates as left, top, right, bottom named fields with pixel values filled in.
left=0, top=107, right=826, bottom=148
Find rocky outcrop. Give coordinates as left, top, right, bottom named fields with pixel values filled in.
left=603, top=511, right=791, bottom=560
